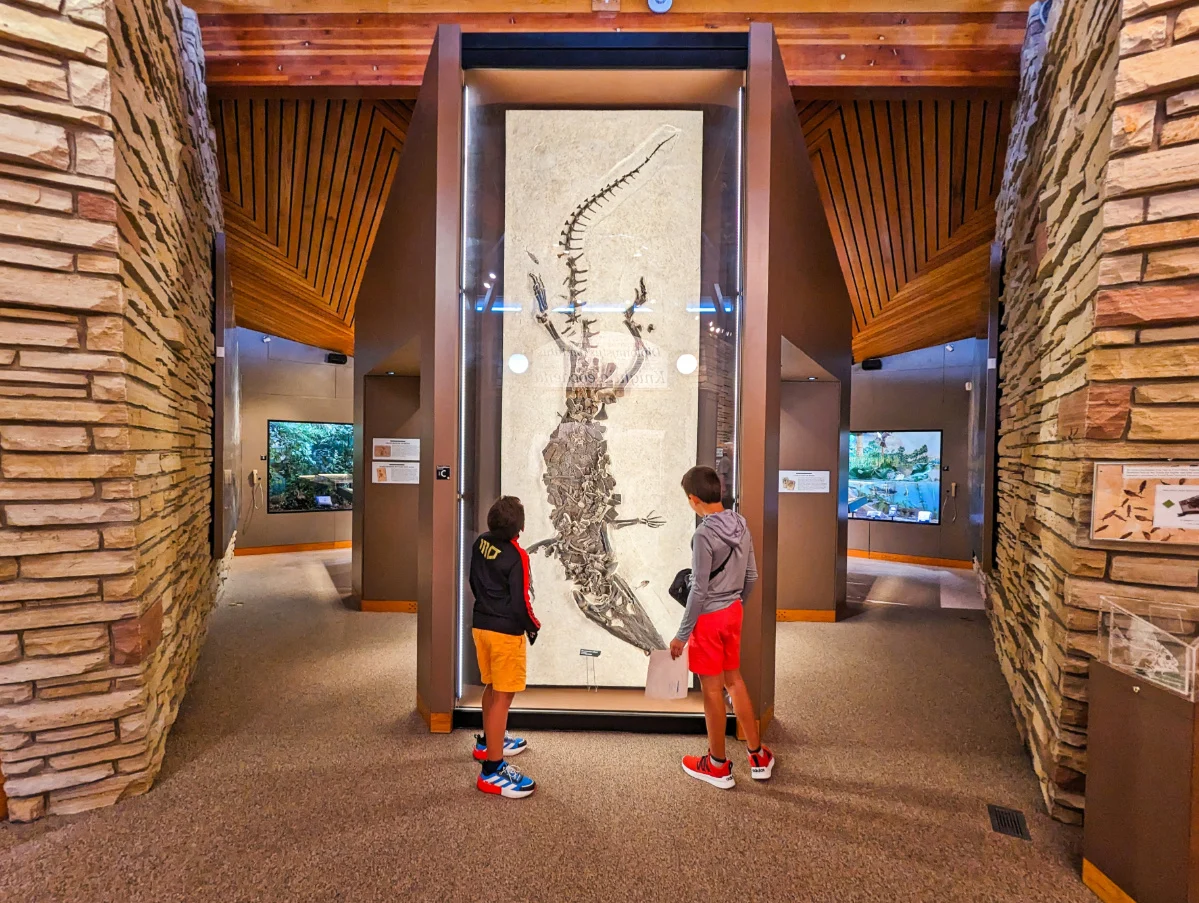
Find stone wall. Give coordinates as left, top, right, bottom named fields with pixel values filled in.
left=988, top=0, right=1199, bottom=824
left=0, top=0, right=227, bottom=821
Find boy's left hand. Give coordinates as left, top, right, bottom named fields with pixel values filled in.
left=669, top=638, right=685, bottom=660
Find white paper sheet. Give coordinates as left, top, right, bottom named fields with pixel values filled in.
left=645, top=647, right=690, bottom=700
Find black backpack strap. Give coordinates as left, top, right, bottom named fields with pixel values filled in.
left=709, top=546, right=734, bottom=580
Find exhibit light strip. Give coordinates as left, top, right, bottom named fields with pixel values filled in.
left=455, top=83, right=471, bottom=701
left=732, top=86, right=745, bottom=505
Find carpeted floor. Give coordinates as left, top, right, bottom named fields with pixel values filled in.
left=0, top=551, right=1093, bottom=903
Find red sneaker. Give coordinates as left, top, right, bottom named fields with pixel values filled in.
left=682, top=753, right=735, bottom=789
left=748, top=745, right=775, bottom=780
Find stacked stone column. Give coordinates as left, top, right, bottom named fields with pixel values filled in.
left=0, top=0, right=226, bottom=820
left=988, top=0, right=1199, bottom=824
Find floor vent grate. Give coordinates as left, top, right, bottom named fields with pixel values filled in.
left=987, top=804, right=1031, bottom=841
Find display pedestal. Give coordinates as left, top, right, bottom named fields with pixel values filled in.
left=1084, top=661, right=1199, bottom=903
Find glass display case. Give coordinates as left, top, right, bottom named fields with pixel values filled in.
left=455, top=53, right=746, bottom=724
left=1099, top=596, right=1199, bottom=700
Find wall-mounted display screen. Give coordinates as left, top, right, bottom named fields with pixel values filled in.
left=267, top=420, right=353, bottom=513
left=848, top=431, right=942, bottom=524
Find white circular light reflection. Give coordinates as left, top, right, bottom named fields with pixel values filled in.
left=508, top=353, right=530, bottom=375
left=676, top=353, right=698, bottom=375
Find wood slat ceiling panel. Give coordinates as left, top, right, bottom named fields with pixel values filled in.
left=213, top=98, right=412, bottom=354
left=799, top=97, right=1009, bottom=359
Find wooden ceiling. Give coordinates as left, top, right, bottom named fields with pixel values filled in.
left=799, top=98, right=1010, bottom=359
left=196, top=2, right=1028, bottom=91
left=213, top=98, right=414, bottom=355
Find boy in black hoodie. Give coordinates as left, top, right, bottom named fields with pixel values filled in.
left=469, top=495, right=540, bottom=798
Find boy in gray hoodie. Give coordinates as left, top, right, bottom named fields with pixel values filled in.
left=670, top=465, right=775, bottom=788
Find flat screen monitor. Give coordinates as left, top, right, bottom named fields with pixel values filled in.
left=267, top=420, right=354, bottom=513
left=848, top=430, right=942, bottom=525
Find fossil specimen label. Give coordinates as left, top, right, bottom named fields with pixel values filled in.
left=501, top=109, right=702, bottom=688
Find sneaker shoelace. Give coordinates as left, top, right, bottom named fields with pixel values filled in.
left=500, top=762, right=525, bottom=785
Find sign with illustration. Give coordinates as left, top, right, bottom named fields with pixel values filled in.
left=372, top=438, right=419, bottom=461
left=1091, top=463, right=1199, bottom=545
left=779, top=470, right=830, bottom=493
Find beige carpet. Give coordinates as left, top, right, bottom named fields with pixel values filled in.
left=0, top=550, right=1093, bottom=903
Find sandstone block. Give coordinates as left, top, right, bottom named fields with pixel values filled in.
left=1111, top=101, right=1156, bottom=152
left=1107, top=143, right=1199, bottom=196
left=1098, top=252, right=1142, bottom=285
left=0, top=732, right=29, bottom=751
left=0, top=240, right=73, bottom=270
left=1168, top=89, right=1199, bottom=117
left=20, top=549, right=136, bottom=580
left=0, top=110, right=68, bottom=170
left=1163, top=114, right=1199, bottom=147
left=62, top=0, right=106, bottom=27
left=48, top=738, right=146, bottom=771
left=0, top=52, right=68, bottom=100
left=1121, top=15, right=1169, bottom=55
left=1105, top=198, right=1145, bottom=227
left=37, top=679, right=111, bottom=700
left=1104, top=217, right=1199, bottom=253
left=0, top=263, right=120, bottom=313
left=1135, top=381, right=1199, bottom=403
left=0, top=634, right=18, bottom=664
left=1090, top=343, right=1199, bottom=380
left=0, top=425, right=89, bottom=452
left=23, top=624, right=107, bottom=658
left=2, top=452, right=132, bottom=480
left=0, top=319, right=78, bottom=348
left=0, top=481, right=93, bottom=502
left=1129, top=406, right=1199, bottom=440
left=6, top=500, right=138, bottom=527
left=1117, top=42, right=1199, bottom=101
left=75, top=252, right=118, bottom=275
left=0, top=649, right=106, bottom=685
left=35, top=722, right=112, bottom=743
left=1094, top=328, right=1139, bottom=345
left=111, top=600, right=162, bottom=666
left=0, top=687, right=143, bottom=732
left=1111, top=555, right=1199, bottom=587
left=1177, top=6, right=1199, bottom=40
left=6, top=794, right=45, bottom=823
left=117, top=710, right=147, bottom=742
left=0, top=528, right=97, bottom=557
left=1056, top=385, right=1132, bottom=440
left=0, top=349, right=12, bottom=365
left=1149, top=188, right=1199, bottom=221
left=47, top=770, right=145, bottom=816
left=0, top=176, right=72, bottom=212
left=2, top=729, right=116, bottom=763
left=1095, top=282, right=1199, bottom=326
left=4, top=762, right=113, bottom=798
left=0, top=207, right=117, bottom=251
left=74, top=132, right=114, bottom=180
left=76, top=192, right=117, bottom=223
left=0, top=683, right=32, bottom=704
left=0, top=3, right=107, bottom=61
left=1146, top=246, right=1199, bottom=280
left=67, top=60, right=108, bottom=112
left=1140, top=324, right=1199, bottom=342
left=1123, top=0, right=1187, bottom=16
left=84, top=316, right=123, bottom=351
left=18, top=350, right=122, bottom=371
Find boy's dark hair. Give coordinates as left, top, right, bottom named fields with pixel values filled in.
left=487, top=495, right=525, bottom=541
left=681, top=466, right=723, bottom=504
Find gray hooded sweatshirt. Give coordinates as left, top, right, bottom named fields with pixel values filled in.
left=675, top=508, right=758, bottom=644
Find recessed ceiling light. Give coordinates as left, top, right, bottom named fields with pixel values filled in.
left=508, top=353, right=529, bottom=374
left=676, top=353, right=698, bottom=375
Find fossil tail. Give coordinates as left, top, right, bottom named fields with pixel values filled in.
left=573, top=575, right=666, bottom=652
left=559, top=124, right=681, bottom=259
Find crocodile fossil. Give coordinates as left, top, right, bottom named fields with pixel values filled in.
left=523, top=124, right=681, bottom=654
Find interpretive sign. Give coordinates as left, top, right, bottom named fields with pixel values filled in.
left=1091, top=462, right=1199, bottom=545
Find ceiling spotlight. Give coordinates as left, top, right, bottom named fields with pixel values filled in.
left=488, top=272, right=496, bottom=279
left=676, top=353, right=698, bottom=375
left=508, top=353, right=529, bottom=375
left=808, top=376, right=817, bottom=381
left=946, top=344, right=954, bottom=352
left=262, top=336, right=271, bottom=343
left=483, top=281, right=491, bottom=289
left=387, top=371, right=395, bottom=376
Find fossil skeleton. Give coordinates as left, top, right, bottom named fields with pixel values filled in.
left=523, top=125, right=682, bottom=654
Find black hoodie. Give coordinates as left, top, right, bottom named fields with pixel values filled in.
left=469, top=531, right=540, bottom=637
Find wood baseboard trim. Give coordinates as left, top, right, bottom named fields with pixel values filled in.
left=360, top=600, right=417, bottom=614
left=735, top=704, right=775, bottom=742
left=848, top=549, right=972, bottom=570
left=1082, top=859, right=1137, bottom=903
left=776, top=608, right=837, bottom=622
left=416, top=692, right=452, bottom=734
left=234, top=540, right=351, bottom=556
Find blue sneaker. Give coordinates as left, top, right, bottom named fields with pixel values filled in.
left=477, top=761, right=536, bottom=799
left=472, top=732, right=528, bottom=761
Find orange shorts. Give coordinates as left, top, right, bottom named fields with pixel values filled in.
left=688, top=600, right=743, bottom=677
left=472, top=628, right=527, bottom=693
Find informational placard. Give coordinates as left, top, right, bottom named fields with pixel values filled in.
left=372, top=462, right=418, bottom=485
left=1091, top=462, right=1199, bottom=545
left=779, top=470, right=830, bottom=493
left=372, top=438, right=419, bottom=461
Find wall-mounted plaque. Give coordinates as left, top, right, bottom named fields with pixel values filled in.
left=779, top=470, right=830, bottom=493
left=372, top=437, right=419, bottom=461
left=372, top=461, right=419, bottom=485
left=1091, top=463, right=1199, bottom=545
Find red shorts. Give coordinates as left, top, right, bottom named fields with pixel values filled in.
left=688, top=600, right=743, bottom=677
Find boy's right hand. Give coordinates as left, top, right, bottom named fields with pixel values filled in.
left=669, top=638, right=685, bottom=659
left=526, top=629, right=539, bottom=646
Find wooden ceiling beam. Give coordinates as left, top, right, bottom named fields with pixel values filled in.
left=198, top=11, right=1025, bottom=90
